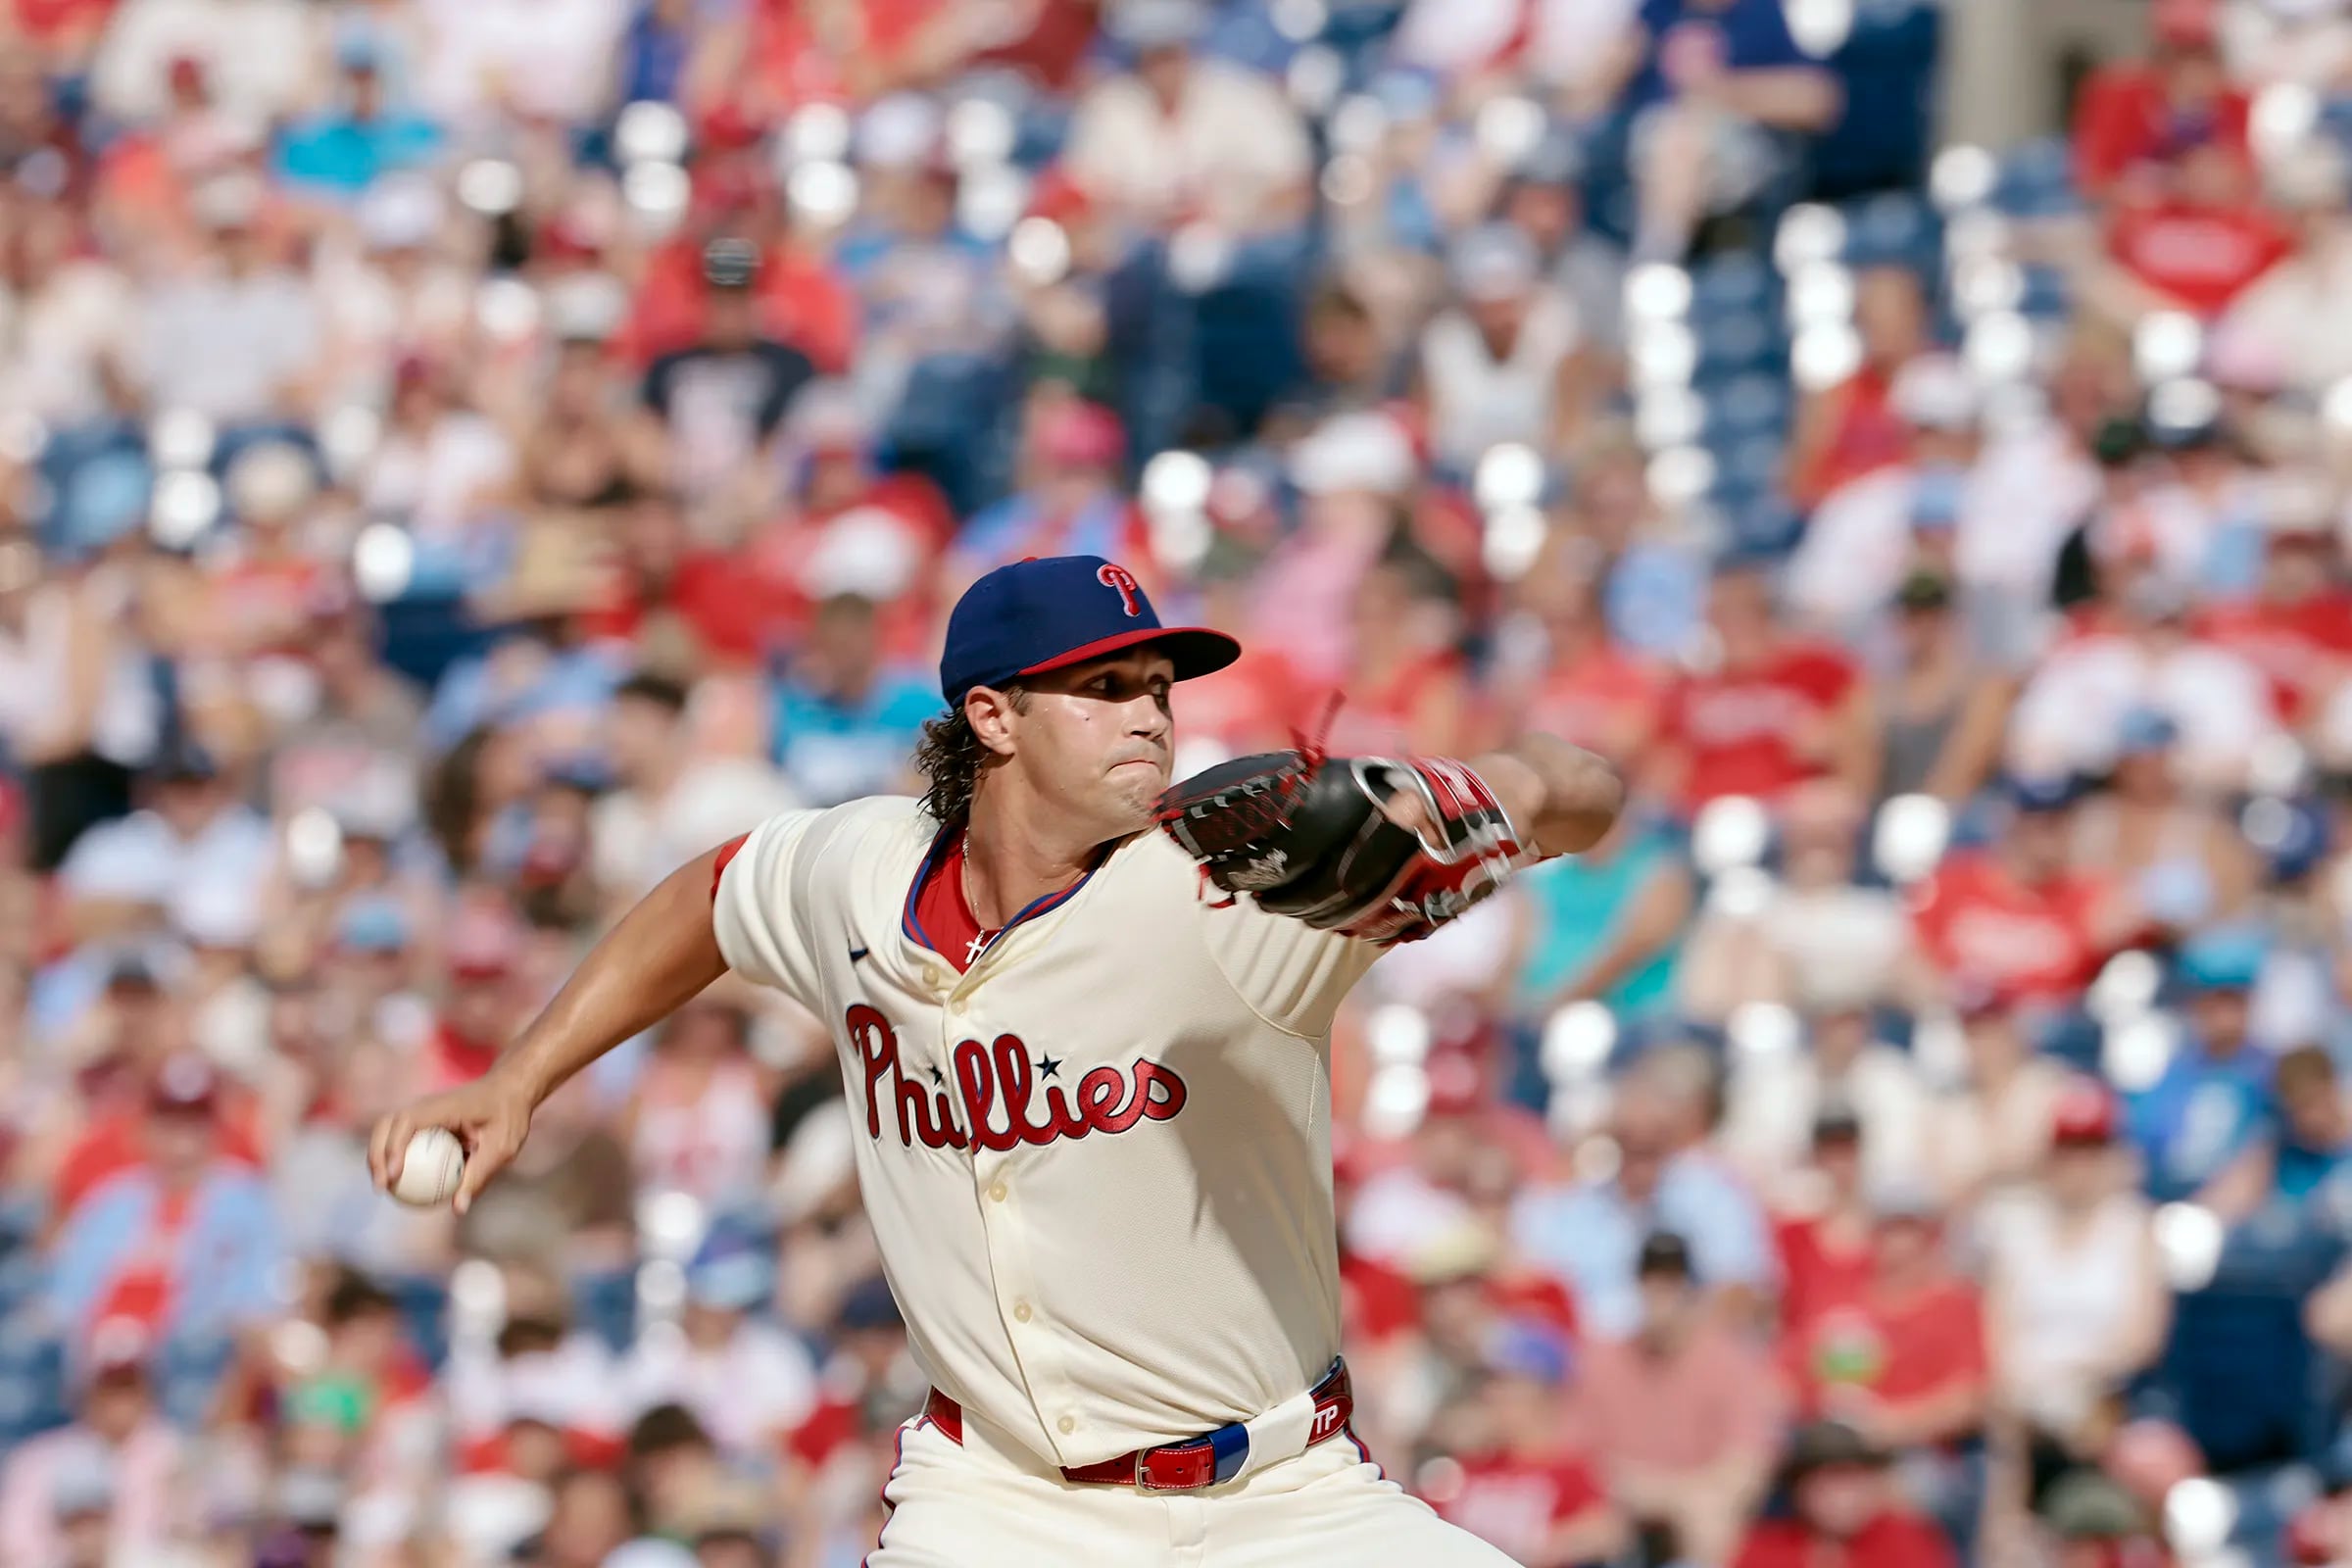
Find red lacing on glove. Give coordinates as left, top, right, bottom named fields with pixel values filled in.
left=1289, top=689, right=1344, bottom=772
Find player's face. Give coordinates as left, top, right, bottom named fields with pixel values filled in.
left=1010, top=649, right=1178, bottom=833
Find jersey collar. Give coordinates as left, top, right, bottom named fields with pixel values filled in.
left=899, top=818, right=1118, bottom=961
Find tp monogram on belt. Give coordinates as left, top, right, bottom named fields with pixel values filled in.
left=922, top=1360, right=1356, bottom=1492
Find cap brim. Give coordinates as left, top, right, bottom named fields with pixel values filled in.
left=1016, top=626, right=1242, bottom=683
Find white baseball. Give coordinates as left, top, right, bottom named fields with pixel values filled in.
left=390, top=1127, right=466, bottom=1208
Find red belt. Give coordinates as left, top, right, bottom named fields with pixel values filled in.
left=921, top=1359, right=1354, bottom=1492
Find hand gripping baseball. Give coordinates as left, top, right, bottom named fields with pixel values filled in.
left=1153, top=728, right=1529, bottom=945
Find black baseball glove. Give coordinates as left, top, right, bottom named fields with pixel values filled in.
left=1154, top=747, right=1528, bottom=944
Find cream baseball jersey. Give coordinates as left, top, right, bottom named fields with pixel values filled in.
left=711, top=794, right=1382, bottom=1470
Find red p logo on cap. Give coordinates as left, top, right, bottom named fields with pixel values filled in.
left=1098, top=564, right=1142, bottom=616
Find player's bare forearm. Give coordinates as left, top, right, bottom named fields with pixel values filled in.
left=1474, top=733, right=1627, bottom=858
left=499, top=846, right=733, bottom=1106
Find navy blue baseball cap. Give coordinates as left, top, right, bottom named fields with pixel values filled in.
left=2004, top=772, right=2081, bottom=813
left=938, top=555, right=1240, bottom=707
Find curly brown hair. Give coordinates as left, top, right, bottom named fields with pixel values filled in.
left=912, top=686, right=1029, bottom=825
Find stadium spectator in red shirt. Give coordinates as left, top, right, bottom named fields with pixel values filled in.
left=2072, top=0, right=2250, bottom=203
left=1652, top=558, right=1869, bottom=814
left=1910, top=776, right=2128, bottom=1007
left=1735, top=1420, right=1958, bottom=1568
left=1784, top=1189, right=1988, bottom=1459
left=1505, top=564, right=1659, bottom=768
left=2101, top=140, right=2292, bottom=319
left=8, top=0, right=117, bottom=62
left=619, top=196, right=857, bottom=375
left=423, top=906, right=531, bottom=1092
left=1428, top=1320, right=1625, bottom=1567
left=1324, top=546, right=1473, bottom=757
left=1787, top=265, right=1934, bottom=511
left=579, top=491, right=804, bottom=668
left=1773, top=1104, right=1879, bottom=1334
left=52, top=1017, right=265, bottom=1222
left=2193, top=501, right=2352, bottom=725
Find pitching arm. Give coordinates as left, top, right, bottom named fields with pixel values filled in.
left=368, top=842, right=736, bottom=1208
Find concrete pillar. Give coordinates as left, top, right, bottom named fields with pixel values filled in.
left=1937, top=0, right=2153, bottom=149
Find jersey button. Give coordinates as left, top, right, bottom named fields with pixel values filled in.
left=1057, top=1415, right=1077, bottom=1436
left=989, top=1182, right=1008, bottom=1203
left=1012, top=1301, right=1032, bottom=1323
left=949, top=997, right=968, bottom=1016
left=921, top=966, right=943, bottom=989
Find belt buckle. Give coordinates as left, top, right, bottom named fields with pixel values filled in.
left=1137, top=1422, right=1249, bottom=1492
left=1133, top=1443, right=1195, bottom=1493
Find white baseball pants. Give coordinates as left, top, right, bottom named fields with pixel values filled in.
left=864, top=1403, right=1520, bottom=1568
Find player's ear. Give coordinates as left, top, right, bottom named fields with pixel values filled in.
left=965, top=684, right=1022, bottom=759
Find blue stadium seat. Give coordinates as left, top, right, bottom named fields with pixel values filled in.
left=1709, top=479, right=1765, bottom=526
left=2318, top=98, right=2352, bottom=156
left=1716, top=435, right=1787, bottom=497
left=2035, top=1008, right=2106, bottom=1077
left=34, top=422, right=151, bottom=560
left=1200, top=0, right=1300, bottom=75
left=1708, top=373, right=1794, bottom=442
left=1690, top=251, right=1778, bottom=319
left=0, top=1196, right=45, bottom=1248
left=0, top=1250, right=46, bottom=1319
left=2218, top=1463, right=2321, bottom=1565
left=1012, top=100, right=1072, bottom=170
left=571, top=1267, right=639, bottom=1353
left=154, top=1331, right=236, bottom=1427
left=1839, top=191, right=1939, bottom=271
left=2019, top=263, right=2074, bottom=321
left=1320, top=0, right=1409, bottom=61
left=1726, top=497, right=1805, bottom=556
left=0, top=1322, right=69, bottom=1445
left=1693, top=309, right=1786, bottom=382
left=1991, top=137, right=2082, bottom=220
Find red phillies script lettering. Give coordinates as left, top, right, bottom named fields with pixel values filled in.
left=1097, top=563, right=1143, bottom=616
left=849, top=1004, right=1187, bottom=1152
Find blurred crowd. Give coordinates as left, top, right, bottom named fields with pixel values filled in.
left=7, top=0, right=2352, bottom=1563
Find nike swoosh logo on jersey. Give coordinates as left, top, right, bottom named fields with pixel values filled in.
left=849, top=943, right=869, bottom=963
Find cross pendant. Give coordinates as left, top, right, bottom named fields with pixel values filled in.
left=965, top=931, right=994, bottom=964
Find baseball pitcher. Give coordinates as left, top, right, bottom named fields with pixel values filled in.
left=371, top=554, right=1625, bottom=1566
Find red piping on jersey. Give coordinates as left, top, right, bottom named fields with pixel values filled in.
left=860, top=1417, right=923, bottom=1568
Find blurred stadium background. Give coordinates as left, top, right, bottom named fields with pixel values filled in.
left=8, top=0, right=2352, bottom=1562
